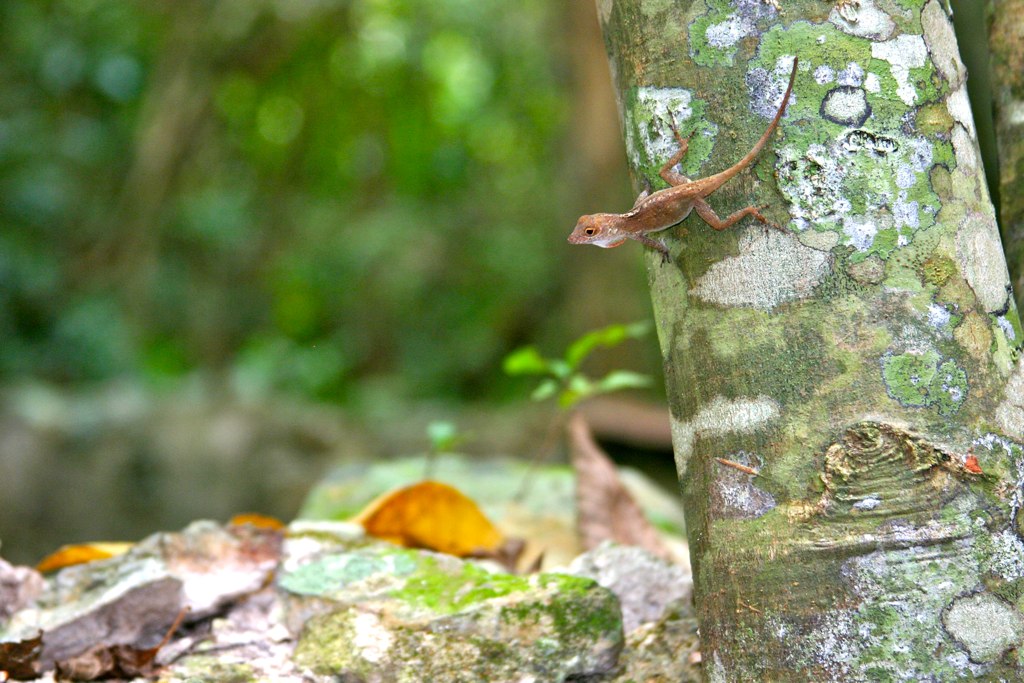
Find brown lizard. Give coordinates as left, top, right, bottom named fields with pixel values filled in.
left=567, top=57, right=798, bottom=259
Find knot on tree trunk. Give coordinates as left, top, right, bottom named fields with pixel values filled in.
left=819, top=421, right=959, bottom=519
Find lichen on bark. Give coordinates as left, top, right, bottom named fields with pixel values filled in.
left=595, top=0, right=1024, bottom=679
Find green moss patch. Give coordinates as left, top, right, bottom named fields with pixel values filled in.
left=881, top=349, right=967, bottom=415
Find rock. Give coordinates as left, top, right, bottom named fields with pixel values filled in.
left=565, top=542, right=692, bottom=634
left=2, top=521, right=633, bottom=682
left=612, top=599, right=701, bottom=683
left=160, top=587, right=307, bottom=683
left=0, top=558, right=44, bottom=621
left=1, top=521, right=282, bottom=669
left=280, top=540, right=624, bottom=682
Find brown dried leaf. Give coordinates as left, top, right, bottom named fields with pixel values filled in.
left=568, top=411, right=670, bottom=559
left=0, top=633, right=42, bottom=680
left=52, top=608, right=185, bottom=681
left=54, top=643, right=155, bottom=680
left=467, top=537, right=526, bottom=573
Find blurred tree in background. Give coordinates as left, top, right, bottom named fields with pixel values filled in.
left=0, top=0, right=650, bottom=408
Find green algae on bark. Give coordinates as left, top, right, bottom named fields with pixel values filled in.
left=596, top=0, right=1024, bottom=679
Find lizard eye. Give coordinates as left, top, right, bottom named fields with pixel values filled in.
left=584, top=227, right=597, bottom=236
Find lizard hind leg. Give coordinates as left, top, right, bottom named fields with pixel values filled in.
left=628, top=179, right=653, bottom=211
left=693, top=197, right=782, bottom=232
left=657, top=115, right=693, bottom=187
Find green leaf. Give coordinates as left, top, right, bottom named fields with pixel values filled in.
left=557, top=374, right=594, bottom=409
left=594, top=370, right=652, bottom=394
left=564, top=321, right=651, bottom=370
left=548, top=359, right=571, bottom=380
left=530, top=378, right=559, bottom=402
left=427, top=420, right=462, bottom=453
left=558, top=390, right=580, bottom=409
left=503, top=346, right=550, bottom=375
left=568, top=374, right=593, bottom=394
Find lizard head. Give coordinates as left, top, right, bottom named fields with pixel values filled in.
left=567, top=214, right=626, bottom=248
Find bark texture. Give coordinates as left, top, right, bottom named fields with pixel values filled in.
left=987, top=0, right=1024, bottom=312
left=595, top=0, right=1024, bottom=679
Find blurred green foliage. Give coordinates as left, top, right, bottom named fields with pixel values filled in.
left=503, top=321, right=652, bottom=409
left=0, top=0, right=579, bottom=404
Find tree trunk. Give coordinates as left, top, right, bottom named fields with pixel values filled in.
left=987, top=0, right=1024, bottom=313
left=594, top=0, right=1024, bottom=679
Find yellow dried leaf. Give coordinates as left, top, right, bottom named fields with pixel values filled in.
left=353, top=480, right=503, bottom=557
left=36, top=542, right=133, bottom=573
left=228, top=512, right=286, bottom=530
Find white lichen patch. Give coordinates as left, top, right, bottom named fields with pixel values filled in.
left=777, top=129, right=938, bottom=256
left=746, top=56, right=800, bottom=119
left=853, top=496, right=881, bottom=511
left=943, top=593, right=1024, bottom=663
left=708, top=650, right=727, bottom=683
left=762, top=609, right=857, bottom=681
left=690, top=0, right=777, bottom=66
left=921, top=0, right=965, bottom=85
left=777, top=142, right=845, bottom=225
left=895, top=164, right=916, bottom=189
left=829, top=0, right=896, bottom=40
left=982, top=529, right=1024, bottom=581
left=837, top=62, right=865, bottom=88
left=821, top=87, right=869, bottom=126
left=670, top=395, right=780, bottom=477
left=821, top=541, right=992, bottom=678
left=842, top=214, right=883, bottom=252
left=947, top=85, right=977, bottom=138
left=998, top=316, right=1016, bottom=341
left=947, top=85, right=985, bottom=198
left=927, top=303, right=952, bottom=332
left=909, top=136, right=934, bottom=172
left=973, top=432, right=1024, bottom=522
left=689, top=230, right=831, bottom=311
left=623, top=87, right=710, bottom=176
left=351, top=610, right=393, bottom=663
left=864, top=72, right=881, bottom=93
left=713, top=451, right=776, bottom=518
left=871, top=34, right=928, bottom=105
left=955, top=212, right=1010, bottom=313
left=706, top=13, right=756, bottom=49
left=814, top=64, right=835, bottom=84
left=950, top=126, right=978, bottom=170
left=893, top=192, right=919, bottom=230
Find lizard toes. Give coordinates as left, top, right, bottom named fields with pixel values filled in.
left=655, top=241, right=671, bottom=264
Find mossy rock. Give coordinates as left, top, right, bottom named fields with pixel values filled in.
left=285, top=544, right=623, bottom=682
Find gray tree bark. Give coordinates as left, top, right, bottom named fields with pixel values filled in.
left=594, top=0, right=1024, bottom=679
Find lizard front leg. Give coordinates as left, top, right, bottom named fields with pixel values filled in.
left=693, top=197, right=783, bottom=232
left=627, top=231, right=672, bottom=262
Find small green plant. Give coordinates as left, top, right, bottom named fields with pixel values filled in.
left=427, top=420, right=467, bottom=455
left=423, top=420, right=469, bottom=479
left=503, top=321, right=653, bottom=409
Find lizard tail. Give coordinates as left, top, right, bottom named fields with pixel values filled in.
left=694, top=56, right=798, bottom=195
